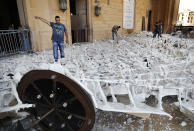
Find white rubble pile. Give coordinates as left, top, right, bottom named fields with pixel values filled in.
left=0, top=32, right=194, bottom=119
left=180, top=121, right=187, bottom=127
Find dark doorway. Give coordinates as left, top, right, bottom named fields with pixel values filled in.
left=70, top=0, right=88, bottom=43
left=147, top=10, right=152, bottom=31
left=0, top=0, right=31, bottom=57
left=142, top=16, right=146, bottom=31
left=0, top=0, right=20, bottom=30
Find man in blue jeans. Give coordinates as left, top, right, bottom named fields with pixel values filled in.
left=35, top=16, right=68, bottom=62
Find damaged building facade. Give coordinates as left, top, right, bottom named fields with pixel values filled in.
left=0, top=0, right=180, bottom=51
left=1, top=0, right=194, bottom=130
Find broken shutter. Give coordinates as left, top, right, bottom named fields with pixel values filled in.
left=123, top=0, right=134, bottom=29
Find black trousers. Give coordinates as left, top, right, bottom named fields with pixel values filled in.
left=153, top=29, right=162, bottom=38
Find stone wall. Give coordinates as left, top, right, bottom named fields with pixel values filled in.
left=92, top=0, right=129, bottom=41
left=22, top=0, right=180, bottom=51
left=133, top=0, right=153, bottom=32
left=91, top=0, right=180, bottom=40
left=151, top=0, right=180, bottom=33
left=134, top=0, right=180, bottom=33
left=23, top=0, right=72, bottom=51
left=91, top=0, right=154, bottom=40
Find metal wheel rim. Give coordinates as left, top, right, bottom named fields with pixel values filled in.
left=17, top=70, right=95, bottom=131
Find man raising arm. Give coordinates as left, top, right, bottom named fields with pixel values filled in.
left=35, top=16, right=68, bottom=62
left=35, top=16, right=50, bottom=26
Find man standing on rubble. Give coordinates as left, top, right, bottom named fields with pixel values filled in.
left=153, top=22, right=162, bottom=38
left=112, top=25, right=121, bottom=43
left=35, top=16, right=68, bottom=62
left=158, top=21, right=163, bottom=37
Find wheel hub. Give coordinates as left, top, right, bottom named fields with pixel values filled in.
left=17, top=70, right=95, bottom=131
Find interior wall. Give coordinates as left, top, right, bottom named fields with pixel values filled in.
left=23, top=0, right=72, bottom=51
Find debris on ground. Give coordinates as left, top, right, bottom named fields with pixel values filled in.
left=0, top=31, right=194, bottom=130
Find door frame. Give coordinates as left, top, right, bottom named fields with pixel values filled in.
left=69, top=0, right=93, bottom=43
left=86, top=0, right=93, bottom=42
left=16, top=0, right=27, bottom=25
left=147, top=10, right=152, bottom=31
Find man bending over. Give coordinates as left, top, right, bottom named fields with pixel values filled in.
left=112, top=25, right=121, bottom=43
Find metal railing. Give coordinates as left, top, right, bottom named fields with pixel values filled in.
left=0, top=30, right=31, bottom=57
